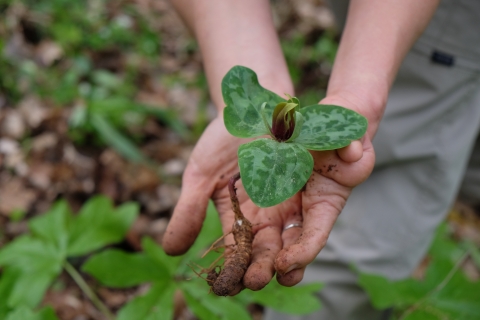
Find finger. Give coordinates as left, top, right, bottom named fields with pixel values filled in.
left=275, top=174, right=349, bottom=274
left=336, top=140, right=363, bottom=163
left=276, top=223, right=305, bottom=286
left=281, top=223, right=303, bottom=247
left=277, top=268, right=305, bottom=287
left=311, top=147, right=374, bottom=188
left=162, top=171, right=214, bottom=256
left=243, top=225, right=282, bottom=290
left=228, top=283, right=245, bottom=296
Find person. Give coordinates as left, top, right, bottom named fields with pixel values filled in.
left=162, top=0, right=480, bottom=319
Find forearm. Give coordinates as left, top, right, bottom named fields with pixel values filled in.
left=324, top=0, right=439, bottom=137
left=169, top=0, right=293, bottom=111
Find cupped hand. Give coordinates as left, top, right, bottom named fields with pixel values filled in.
left=162, top=106, right=375, bottom=294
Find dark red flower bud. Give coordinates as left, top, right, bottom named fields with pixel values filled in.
left=271, top=102, right=297, bottom=141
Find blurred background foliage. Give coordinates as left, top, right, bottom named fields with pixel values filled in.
left=0, top=0, right=479, bottom=319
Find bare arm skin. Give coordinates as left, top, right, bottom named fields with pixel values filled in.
left=162, top=0, right=439, bottom=293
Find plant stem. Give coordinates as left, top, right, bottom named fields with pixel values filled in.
left=228, top=172, right=245, bottom=221
left=64, top=261, right=115, bottom=320
left=399, top=250, right=470, bottom=320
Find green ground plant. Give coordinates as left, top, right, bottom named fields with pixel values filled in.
left=1, top=0, right=188, bottom=163
left=358, top=224, right=480, bottom=320
left=0, top=199, right=322, bottom=319
left=0, top=196, right=138, bottom=319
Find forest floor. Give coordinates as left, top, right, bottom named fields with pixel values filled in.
left=1, top=0, right=479, bottom=319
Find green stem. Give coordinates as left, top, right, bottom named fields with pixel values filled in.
left=64, top=261, right=115, bottom=320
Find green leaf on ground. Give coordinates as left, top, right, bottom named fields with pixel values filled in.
left=238, top=138, right=313, bottom=207
left=0, top=239, right=60, bottom=309
left=249, top=280, right=323, bottom=315
left=91, top=113, right=147, bottom=163
left=5, top=305, right=58, bottom=320
left=67, top=196, right=138, bottom=256
left=117, top=282, right=176, bottom=320
left=294, top=104, right=368, bottom=150
left=181, top=281, right=252, bottom=320
left=177, top=201, right=223, bottom=275
left=223, top=65, right=285, bottom=138
left=358, top=223, right=480, bottom=320
left=0, top=236, right=64, bottom=275
left=82, top=249, right=168, bottom=288
left=142, top=237, right=181, bottom=275
left=29, top=200, right=71, bottom=255
left=183, top=290, right=222, bottom=320
left=0, top=268, right=21, bottom=317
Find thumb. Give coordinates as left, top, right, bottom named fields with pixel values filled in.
left=162, top=167, right=214, bottom=256
left=336, top=140, right=363, bottom=163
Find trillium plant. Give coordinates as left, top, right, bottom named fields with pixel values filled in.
left=195, top=66, right=368, bottom=295
left=223, top=65, right=368, bottom=208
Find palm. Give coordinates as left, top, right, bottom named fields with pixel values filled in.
left=163, top=116, right=375, bottom=293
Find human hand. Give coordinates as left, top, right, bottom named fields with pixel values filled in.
left=162, top=102, right=375, bottom=294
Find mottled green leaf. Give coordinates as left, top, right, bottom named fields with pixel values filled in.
left=238, top=138, right=313, bottom=207
left=222, top=66, right=285, bottom=138
left=82, top=249, right=168, bottom=288
left=250, top=280, right=322, bottom=315
left=295, top=104, right=367, bottom=150
left=260, top=102, right=273, bottom=136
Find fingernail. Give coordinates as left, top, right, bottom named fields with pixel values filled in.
left=285, top=264, right=299, bottom=274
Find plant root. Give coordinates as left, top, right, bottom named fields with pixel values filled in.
left=197, top=172, right=254, bottom=296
